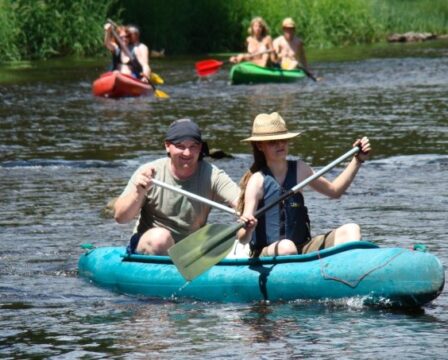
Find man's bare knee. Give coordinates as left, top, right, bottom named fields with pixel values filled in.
left=136, top=228, right=174, bottom=255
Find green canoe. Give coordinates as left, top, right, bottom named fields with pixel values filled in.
left=229, top=62, right=306, bottom=85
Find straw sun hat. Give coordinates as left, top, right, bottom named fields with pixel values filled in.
left=282, top=17, right=296, bottom=28
left=242, top=112, right=301, bottom=142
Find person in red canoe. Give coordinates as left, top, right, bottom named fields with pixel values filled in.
left=127, top=25, right=151, bottom=81
left=229, top=17, right=275, bottom=68
left=103, top=23, right=151, bottom=82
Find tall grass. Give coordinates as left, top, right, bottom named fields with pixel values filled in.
left=113, top=0, right=248, bottom=53
left=0, top=0, right=447, bottom=62
left=235, top=0, right=381, bottom=48
left=119, top=0, right=447, bottom=54
left=370, top=0, right=448, bottom=34
left=0, top=0, right=118, bottom=62
left=0, top=0, right=21, bottom=61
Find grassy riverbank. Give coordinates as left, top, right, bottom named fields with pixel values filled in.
left=0, top=0, right=117, bottom=61
left=0, top=0, right=447, bottom=62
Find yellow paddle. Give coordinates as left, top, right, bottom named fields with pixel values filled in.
left=150, top=72, right=164, bottom=85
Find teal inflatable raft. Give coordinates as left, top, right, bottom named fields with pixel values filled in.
left=78, top=241, right=444, bottom=307
left=229, top=62, right=306, bottom=85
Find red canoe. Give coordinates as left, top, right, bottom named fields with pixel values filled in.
left=92, top=71, right=153, bottom=98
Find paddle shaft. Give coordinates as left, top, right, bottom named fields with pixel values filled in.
left=298, top=65, right=318, bottom=82
left=199, top=146, right=361, bottom=257
left=242, top=49, right=275, bottom=60
left=254, top=146, right=360, bottom=217
left=196, top=49, right=275, bottom=76
left=107, top=20, right=136, bottom=62
left=152, top=179, right=237, bottom=216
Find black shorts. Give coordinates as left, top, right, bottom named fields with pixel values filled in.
left=126, top=233, right=142, bottom=254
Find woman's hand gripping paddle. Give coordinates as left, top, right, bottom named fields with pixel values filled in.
left=107, top=19, right=169, bottom=99
left=168, top=146, right=361, bottom=281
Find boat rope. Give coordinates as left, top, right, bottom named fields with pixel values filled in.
left=317, top=249, right=407, bottom=288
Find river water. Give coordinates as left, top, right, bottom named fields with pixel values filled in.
left=1, top=40, right=447, bottom=359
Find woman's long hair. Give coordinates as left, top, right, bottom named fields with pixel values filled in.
left=237, top=142, right=267, bottom=214
left=248, top=17, right=269, bottom=38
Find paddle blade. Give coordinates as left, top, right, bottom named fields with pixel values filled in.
left=168, top=223, right=242, bottom=281
left=154, top=89, right=169, bottom=99
left=280, top=58, right=299, bottom=70
left=150, top=72, right=164, bottom=85
left=195, top=59, right=224, bottom=77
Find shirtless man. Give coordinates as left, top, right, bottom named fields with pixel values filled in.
left=273, top=17, right=309, bottom=70
left=128, top=25, right=151, bottom=81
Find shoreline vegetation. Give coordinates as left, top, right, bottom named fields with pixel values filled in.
left=0, top=0, right=447, bottom=62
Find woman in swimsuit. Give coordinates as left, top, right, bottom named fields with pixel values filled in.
left=230, top=17, right=275, bottom=68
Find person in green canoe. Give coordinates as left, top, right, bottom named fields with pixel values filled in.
left=230, top=16, right=276, bottom=67
left=236, top=112, right=371, bottom=257
left=113, top=119, right=240, bottom=256
left=273, top=17, right=311, bottom=72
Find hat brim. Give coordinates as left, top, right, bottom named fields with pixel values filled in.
left=241, top=131, right=301, bottom=142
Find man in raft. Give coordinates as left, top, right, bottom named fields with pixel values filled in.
left=113, top=119, right=240, bottom=255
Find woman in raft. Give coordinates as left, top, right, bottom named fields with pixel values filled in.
left=229, top=17, right=276, bottom=67
left=236, top=112, right=371, bottom=257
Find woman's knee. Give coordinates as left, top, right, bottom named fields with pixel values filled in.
left=334, top=223, right=361, bottom=244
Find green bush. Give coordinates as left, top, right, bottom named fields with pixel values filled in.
left=0, top=0, right=21, bottom=61
left=0, top=0, right=118, bottom=61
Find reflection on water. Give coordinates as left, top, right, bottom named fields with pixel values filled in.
left=0, top=40, right=447, bottom=358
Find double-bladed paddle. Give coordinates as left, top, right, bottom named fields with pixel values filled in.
left=195, top=50, right=275, bottom=77
left=168, top=146, right=361, bottom=281
left=106, top=19, right=169, bottom=99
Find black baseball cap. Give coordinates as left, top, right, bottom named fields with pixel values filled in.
left=165, top=118, right=203, bottom=143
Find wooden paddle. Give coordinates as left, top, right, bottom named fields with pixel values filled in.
left=152, top=179, right=237, bottom=216
left=106, top=19, right=169, bottom=99
left=195, top=49, right=274, bottom=77
left=168, top=146, right=361, bottom=281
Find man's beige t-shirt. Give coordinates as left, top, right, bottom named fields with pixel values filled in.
left=121, top=158, right=239, bottom=242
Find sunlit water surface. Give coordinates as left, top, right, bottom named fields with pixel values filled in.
left=1, top=40, right=447, bottom=359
